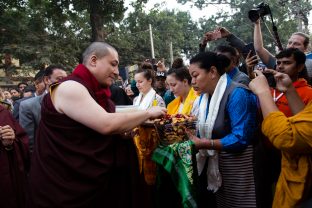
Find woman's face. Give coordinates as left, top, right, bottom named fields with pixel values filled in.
left=135, top=72, right=152, bottom=95
left=166, top=74, right=188, bottom=97
left=189, top=63, right=213, bottom=94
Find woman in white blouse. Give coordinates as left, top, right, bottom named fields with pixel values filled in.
left=133, top=63, right=165, bottom=109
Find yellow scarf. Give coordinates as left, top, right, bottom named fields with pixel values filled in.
left=167, top=87, right=198, bottom=115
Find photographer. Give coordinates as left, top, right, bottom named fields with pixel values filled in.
left=248, top=48, right=312, bottom=117
left=253, top=18, right=312, bottom=83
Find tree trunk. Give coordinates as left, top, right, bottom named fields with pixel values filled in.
left=89, top=0, right=106, bottom=42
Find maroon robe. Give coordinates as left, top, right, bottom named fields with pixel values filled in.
left=0, top=105, right=29, bottom=208
left=29, top=65, right=145, bottom=208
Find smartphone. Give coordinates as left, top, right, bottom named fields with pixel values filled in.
left=115, top=80, right=123, bottom=88
left=264, top=72, right=276, bottom=88
left=242, top=43, right=256, bottom=59
left=255, top=63, right=276, bottom=87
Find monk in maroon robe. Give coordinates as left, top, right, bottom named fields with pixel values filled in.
left=29, top=42, right=166, bottom=207
left=0, top=105, right=29, bottom=208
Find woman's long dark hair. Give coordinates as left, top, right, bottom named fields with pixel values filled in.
left=190, top=51, right=231, bottom=75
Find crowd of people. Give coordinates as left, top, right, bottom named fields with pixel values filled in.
left=0, top=16, right=312, bottom=208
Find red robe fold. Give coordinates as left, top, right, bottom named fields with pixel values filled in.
left=0, top=105, right=29, bottom=208
left=29, top=64, right=145, bottom=208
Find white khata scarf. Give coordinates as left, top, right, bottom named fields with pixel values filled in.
left=134, top=88, right=156, bottom=110
left=197, top=73, right=227, bottom=193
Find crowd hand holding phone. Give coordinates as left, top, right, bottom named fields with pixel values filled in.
left=248, top=70, right=271, bottom=96
left=203, top=29, right=222, bottom=42
left=245, top=51, right=259, bottom=79
left=156, top=60, right=166, bottom=72
left=201, top=27, right=231, bottom=46
left=265, top=69, right=292, bottom=93
left=215, top=27, right=231, bottom=38
left=250, top=69, right=292, bottom=94
left=125, top=85, right=134, bottom=97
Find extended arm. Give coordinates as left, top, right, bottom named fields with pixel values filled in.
left=253, top=20, right=276, bottom=68
left=188, top=88, right=258, bottom=152
left=53, top=81, right=166, bottom=135
left=249, top=70, right=305, bottom=117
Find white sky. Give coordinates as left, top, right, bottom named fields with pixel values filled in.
left=125, top=0, right=312, bottom=31
left=125, top=0, right=232, bottom=21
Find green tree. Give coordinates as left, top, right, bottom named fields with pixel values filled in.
left=178, top=0, right=311, bottom=54
left=0, top=0, right=128, bottom=71
left=55, top=0, right=126, bottom=41
left=107, top=4, right=201, bottom=67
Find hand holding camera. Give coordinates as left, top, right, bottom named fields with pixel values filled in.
left=248, top=2, right=271, bottom=22
left=203, top=29, right=222, bottom=43
left=268, top=70, right=293, bottom=93
left=210, top=29, right=222, bottom=40
left=216, top=27, right=231, bottom=38
left=248, top=70, right=271, bottom=96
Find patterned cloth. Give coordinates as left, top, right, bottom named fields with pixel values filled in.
left=133, top=126, right=159, bottom=185
left=152, top=140, right=198, bottom=208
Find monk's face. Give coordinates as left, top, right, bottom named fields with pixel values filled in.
left=95, top=49, right=119, bottom=87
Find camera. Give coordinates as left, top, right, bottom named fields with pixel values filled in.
left=248, top=2, right=271, bottom=22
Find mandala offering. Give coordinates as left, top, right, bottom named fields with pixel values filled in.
left=133, top=114, right=196, bottom=185
left=152, top=114, right=197, bottom=146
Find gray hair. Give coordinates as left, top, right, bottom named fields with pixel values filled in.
left=82, top=42, right=116, bottom=65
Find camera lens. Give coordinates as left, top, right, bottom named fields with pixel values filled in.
left=248, top=3, right=271, bottom=22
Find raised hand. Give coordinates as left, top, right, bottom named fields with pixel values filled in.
left=245, top=51, right=259, bottom=79
left=248, top=70, right=271, bottom=95
left=266, top=69, right=292, bottom=92
left=217, top=27, right=231, bottom=38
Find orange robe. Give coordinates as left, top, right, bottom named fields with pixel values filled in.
left=262, top=102, right=312, bottom=207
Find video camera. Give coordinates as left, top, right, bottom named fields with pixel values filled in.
left=248, top=2, right=271, bottom=22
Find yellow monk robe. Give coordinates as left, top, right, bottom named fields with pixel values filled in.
left=167, top=87, right=198, bottom=115
left=262, top=102, right=312, bottom=208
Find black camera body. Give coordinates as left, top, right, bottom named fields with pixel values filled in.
left=248, top=2, right=271, bottom=22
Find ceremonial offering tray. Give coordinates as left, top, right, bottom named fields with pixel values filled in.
left=147, top=114, right=197, bottom=146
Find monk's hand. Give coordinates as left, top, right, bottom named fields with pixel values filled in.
left=146, top=106, right=167, bottom=119
left=0, top=125, right=15, bottom=147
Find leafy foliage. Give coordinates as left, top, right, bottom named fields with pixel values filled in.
left=179, top=0, right=311, bottom=53
left=0, top=0, right=311, bottom=74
